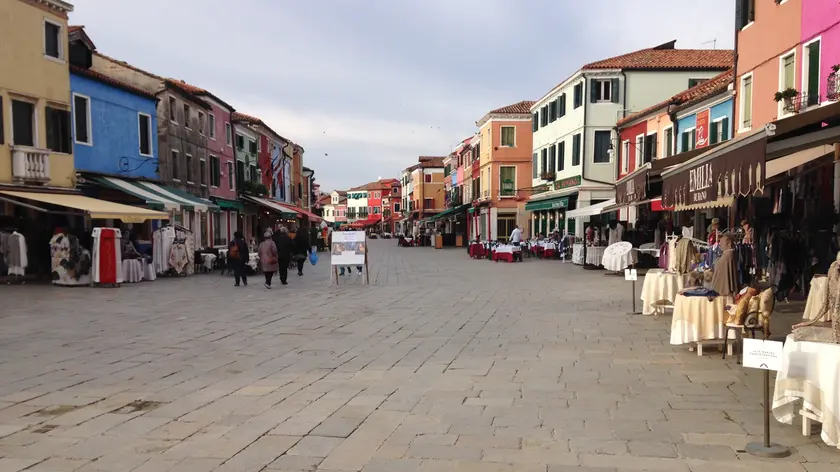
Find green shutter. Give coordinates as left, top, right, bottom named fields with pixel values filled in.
left=532, top=153, right=538, bottom=178
left=721, top=117, right=730, bottom=141
left=533, top=112, right=539, bottom=131
left=710, top=123, right=718, bottom=145
left=681, top=132, right=689, bottom=153
left=808, top=40, right=821, bottom=103
left=610, top=78, right=620, bottom=103
left=558, top=141, right=565, bottom=171
left=590, top=79, right=598, bottom=103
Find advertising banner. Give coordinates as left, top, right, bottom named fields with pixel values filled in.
left=330, top=231, right=366, bottom=266
left=696, top=109, right=710, bottom=149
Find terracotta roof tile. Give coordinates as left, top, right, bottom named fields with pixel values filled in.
left=70, top=65, right=156, bottom=99
left=93, top=52, right=165, bottom=81
left=489, top=100, right=537, bottom=114
left=420, top=157, right=445, bottom=168
left=616, top=68, right=733, bottom=128
left=584, top=40, right=733, bottom=71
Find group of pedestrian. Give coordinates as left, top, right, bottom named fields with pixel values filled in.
left=227, top=224, right=313, bottom=289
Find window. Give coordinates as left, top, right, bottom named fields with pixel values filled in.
left=11, top=100, right=35, bottom=147
left=73, top=94, right=91, bottom=145
left=710, top=118, right=730, bottom=144
left=572, top=133, right=581, bottom=166
left=186, top=154, right=193, bottom=182
left=681, top=128, right=696, bottom=152
left=424, top=173, right=432, bottom=183
left=213, top=213, right=223, bottom=246
left=210, top=156, right=220, bottom=187
left=138, top=113, right=152, bottom=156
left=169, top=97, right=177, bottom=122
left=198, top=112, right=205, bottom=135
left=500, top=126, right=515, bottom=147
left=394, top=203, right=400, bottom=212
left=183, top=104, right=191, bottom=128
left=257, top=137, right=262, bottom=152
left=688, top=78, right=709, bottom=88
left=498, top=166, right=516, bottom=198
left=737, top=0, right=756, bottom=30
left=199, top=158, right=207, bottom=186
left=663, top=127, right=674, bottom=157
left=227, top=161, right=234, bottom=189
left=532, top=112, right=539, bottom=132
left=778, top=51, right=796, bottom=116
left=593, top=130, right=611, bottom=163
left=548, top=101, right=557, bottom=122
left=44, top=20, right=62, bottom=59
left=557, top=141, right=565, bottom=171
left=423, top=198, right=434, bottom=209
left=621, top=140, right=630, bottom=173
left=235, top=134, right=244, bottom=150
left=250, top=164, right=257, bottom=183
left=540, top=105, right=548, bottom=126
left=207, top=114, right=215, bottom=139
left=248, top=140, right=257, bottom=154
left=540, top=148, right=548, bottom=173
left=558, top=93, right=567, bottom=118
left=635, top=135, right=644, bottom=169
left=45, top=107, right=71, bottom=153
left=532, top=153, right=538, bottom=178
left=591, top=79, right=613, bottom=102
left=644, top=133, right=657, bottom=163
left=548, top=145, right=556, bottom=172
left=171, top=150, right=180, bottom=180
left=225, top=122, right=232, bottom=145
left=804, top=39, right=821, bottom=107
left=573, top=83, right=583, bottom=109
left=740, top=74, right=753, bottom=130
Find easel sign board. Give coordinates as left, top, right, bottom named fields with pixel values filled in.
left=742, top=339, right=784, bottom=371
left=331, top=231, right=366, bottom=266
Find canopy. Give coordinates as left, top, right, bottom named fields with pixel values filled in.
left=88, top=175, right=181, bottom=211
left=432, top=204, right=470, bottom=220
left=525, top=196, right=570, bottom=211
left=274, top=201, right=323, bottom=223
left=565, top=199, right=616, bottom=218
left=134, top=181, right=218, bottom=212
left=212, top=197, right=245, bottom=212
left=0, top=190, right=169, bottom=223
left=242, top=195, right=297, bottom=217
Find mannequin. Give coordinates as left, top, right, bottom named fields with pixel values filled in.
left=707, top=218, right=721, bottom=246
left=711, top=234, right=738, bottom=296
left=792, top=252, right=840, bottom=343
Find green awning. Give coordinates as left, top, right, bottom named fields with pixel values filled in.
left=525, top=196, right=569, bottom=211
left=87, top=175, right=180, bottom=212
left=213, top=197, right=245, bottom=212
left=432, top=204, right=470, bottom=220
left=134, top=181, right=219, bottom=212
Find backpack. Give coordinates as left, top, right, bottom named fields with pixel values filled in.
left=229, top=242, right=240, bottom=260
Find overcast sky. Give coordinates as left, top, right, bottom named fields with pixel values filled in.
left=69, top=0, right=735, bottom=192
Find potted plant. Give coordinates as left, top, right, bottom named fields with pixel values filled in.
left=540, top=171, right=556, bottom=182
left=774, top=88, right=799, bottom=112
left=831, top=64, right=839, bottom=74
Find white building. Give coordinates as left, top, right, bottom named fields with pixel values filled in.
left=346, top=189, right=368, bottom=222
left=527, top=40, right=733, bottom=237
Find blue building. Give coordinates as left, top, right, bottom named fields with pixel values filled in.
left=68, top=29, right=159, bottom=179
left=676, top=94, right=734, bottom=154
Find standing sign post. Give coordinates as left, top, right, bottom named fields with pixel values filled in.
left=624, top=268, right=640, bottom=315
left=330, top=231, right=369, bottom=285
left=741, top=338, right=790, bottom=458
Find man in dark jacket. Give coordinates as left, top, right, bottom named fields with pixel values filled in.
left=228, top=231, right=249, bottom=286
left=272, top=226, right=294, bottom=285
left=292, top=225, right=312, bottom=276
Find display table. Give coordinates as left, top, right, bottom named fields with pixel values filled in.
left=540, top=242, right=556, bottom=258
left=601, top=242, right=636, bottom=272
left=492, top=244, right=521, bottom=263
left=142, top=260, right=156, bottom=281
left=219, top=248, right=228, bottom=259
left=572, top=243, right=584, bottom=265
left=803, top=276, right=831, bottom=322
left=772, top=334, right=840, bottom=449
left=585, top=246, right=606, bottom=266
left=641, top=270, right=686, bottom=315
left=122, top=259, right=144, bottom=283
left=669, top=293, right=732, bottom=355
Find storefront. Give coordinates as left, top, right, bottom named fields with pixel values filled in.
left=210, top=197, right=243, bottom=247
left=524, top=196, right=569, bottom=238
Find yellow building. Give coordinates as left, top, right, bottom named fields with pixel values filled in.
left=0, top=0, right=75, bottom=189
left=409, top=156, right=446, bottom=221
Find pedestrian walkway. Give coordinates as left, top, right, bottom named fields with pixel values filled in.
left=0, top=241, right=835, bottom=471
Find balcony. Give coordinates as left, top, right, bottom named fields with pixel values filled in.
left=828, top=72, right=839, bottom=102
left=11, top=145, right=51, bottom=184
left=782, top=92, right=819, bottom=114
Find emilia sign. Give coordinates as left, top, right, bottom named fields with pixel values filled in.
left=687, top=162, right=714, bottom=203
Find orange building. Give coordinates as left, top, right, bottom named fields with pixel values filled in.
left=409, top=156, right=446, bottom=226
left=473, top=101, right=535, bottom=242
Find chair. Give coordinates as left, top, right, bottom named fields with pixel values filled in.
left=651, top=299, right=673, bottom=319
left=723, top=288, right=774, bottom=363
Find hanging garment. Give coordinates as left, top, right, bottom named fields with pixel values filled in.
left=608, top=223, right=624, bottom=246
left=659, top=241, right=669, bottom=270
left=674, top=238, right=698, bottom=275
left=712, top=248, right=739, bottom=297
left=682, top=226, right=694, bottom=239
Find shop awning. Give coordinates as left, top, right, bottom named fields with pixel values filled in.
left=0, top=190, right=169, bottom=223
left=273, top=202, right=323, bottom=223
left=766, top=144, right=835, bottom=179
left=134, top=181, right=217, bottom=212
left=432, top=204, right=470, bottom=220
left=356, top=214, right=382, bottom=226
left=88, top=175, right=181, bottom=211
left=566, top=199, right=616, bottom=218
left=525, top=196, right=570, bottom=211
left=241, top=195, right=297, bottom=217
left=662, top=127, right=771, bottom=209
left=212, top=197, right=245, bottom=212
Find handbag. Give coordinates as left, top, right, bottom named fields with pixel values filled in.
left=309, top=252, right=318, bottom=266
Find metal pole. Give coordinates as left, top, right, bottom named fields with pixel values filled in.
left=744, top=368, right=790, bottom=458
left=764, top=369, right=771, bottom=448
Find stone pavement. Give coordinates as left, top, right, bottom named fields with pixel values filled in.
left=0, top=240, right=837, bottom=472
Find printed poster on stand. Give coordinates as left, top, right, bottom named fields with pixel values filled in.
left=330, top=231, right=366, bottom=266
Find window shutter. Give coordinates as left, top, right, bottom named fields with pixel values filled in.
left=610, top=78, right=620, bottom=103
left=710, top=123, right=718, bottom=145
left=721, top=117, right=730, bottom=141
left=590, top=79, right=598, bottom=103
left=532, top=153, right=538, bottom=178
left=681, top=132, right=689, bottom=153
left=558, top=142, right=565, bottom=171
left=559, top=94, right=566, bottom=117
left=0, top=96, right=4, bottom=144
left=650, top=133, right=657, bottom=159
left=735, top=0, right=744, bottom=28
left=532, top=112, right=539, bottom=132
left=541, top=148, right=547, bottom=173
left=549, top=145, right=556, bottom=172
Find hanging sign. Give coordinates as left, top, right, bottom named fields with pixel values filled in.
left=696, top=109, right=710, bottom=149
left=742, top=339, right=784, bottom=371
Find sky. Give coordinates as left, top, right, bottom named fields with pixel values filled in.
left=69, top=0, right=735, bottom=192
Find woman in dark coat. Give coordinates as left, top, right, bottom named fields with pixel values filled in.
left=272, top=227, right=295, bottom=285
left=292, top=226, right=312, bottom=276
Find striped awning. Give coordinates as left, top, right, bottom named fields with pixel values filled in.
left=89, top=176, right=181, bottom=211
left=134, top=181, right=218, bottom=212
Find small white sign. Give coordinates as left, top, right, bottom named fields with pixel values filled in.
left=624, top=269, right=638, bottom=281
left=742, top=338, right=784, bottom=371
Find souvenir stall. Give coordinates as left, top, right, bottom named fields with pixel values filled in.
left=153, top=224, right=195, bottom=276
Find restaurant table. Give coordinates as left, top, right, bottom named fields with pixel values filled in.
left=640, top=269, right=686, bottom=315
left=492, top=244, right=521, bottom=262
left=469, top=243, right=486, bottom=259
left=601, top=242, right=636, bottom=272
left=772, top=334, right=840, bottom=449
left=585, top=246, right=606, bottom=266
left=803, top=276, right=830, bottom=322
left=201, top=253, right=217, bottom=271
left=669, top=292, right=732, bottom=355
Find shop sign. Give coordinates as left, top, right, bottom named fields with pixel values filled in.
left=615, top=170, right=646, bottom=205
left=742, top=339, right=783, bottom=371
left=554, top=175, right=581, bottom=190
left=688, top=162, right=714, bottom=204
left=696, top=109, right=710, bottom=149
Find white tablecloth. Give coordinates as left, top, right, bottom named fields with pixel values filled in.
left=585, top=246, right=606, bottom=266
left=640, top=270, right=686, bottom=315
left=572, top=243, right=584, bottom=265
left=803, top=276, right=831, bottom=322
left=247, top=252, right=259, bottom=271
left=142, top=260, right=155, bottom=281
left=404, top=238, right=413, bottom=244
left=121, top=259, right=144, bottom=283
left=669, top=293, right=732, bottom=345
left=773, top=334, right=840, bottom=449
left=538, top=241, right=556, bottom=250
left=601, top=242, right=636, bottom=272
left=494, top=245, right=522, bottom=255
left=201, top=253, right=217, bottom=270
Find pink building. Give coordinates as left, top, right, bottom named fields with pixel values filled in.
left=801, top=0, right=840, bottom=103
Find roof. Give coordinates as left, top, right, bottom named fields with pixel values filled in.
left=68, top=25, right=97, bottom=51
left=616, top=68, right=734, bottom=128
left=232, top=112, right=291, bottom=144
left=93, top=52, right=165, bottom=81
left=489, top=100, right=536, bottom=114
left=349, top=179, right=399, bottom=192
left=318, top=195, right=332, bottom=205
left=419, top=156, right=446, bottom=162
left=583, top=40, right=733, bottom=71
left=419, top=157, right=445, bottom=168
left=70, top=65, right=157, bottom=99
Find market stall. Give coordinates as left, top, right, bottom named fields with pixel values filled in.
left=640, top=269, right=686, bottom=315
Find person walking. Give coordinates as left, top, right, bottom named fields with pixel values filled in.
left=257, top=230, right=279, bottom=288
left=292, top=226, right=311, bottom=276
left=510, top=225, right=522, bottom=246
left=272, top=226, right=294, bottom=285
left=228, top=231, right=249, bottom=286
